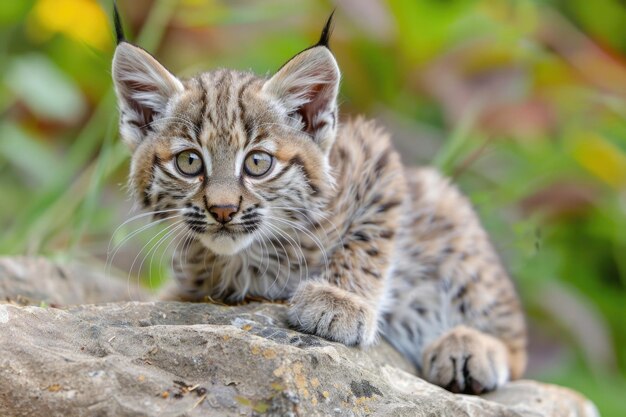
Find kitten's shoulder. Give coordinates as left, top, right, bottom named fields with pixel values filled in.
left=330, top=116, right=400, bottom=173
left=328, top=117, right=406, bottom=219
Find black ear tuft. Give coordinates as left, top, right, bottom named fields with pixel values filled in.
left=113, top=0, right=126, bottom=45
left=316, top=10, right=335, bottom=48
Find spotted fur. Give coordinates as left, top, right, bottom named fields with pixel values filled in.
left=112, top=10, right=526, bottom=394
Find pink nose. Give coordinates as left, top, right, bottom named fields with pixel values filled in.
left=209, top=205, right=238, bottom=224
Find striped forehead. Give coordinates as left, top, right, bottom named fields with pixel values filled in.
left=191, top=70, right=259, bottom=149
left=167, top=69, right=283, bottom=153
left=163, top=69, right=276, bottom=175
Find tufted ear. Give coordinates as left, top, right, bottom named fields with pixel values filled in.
left=112, top=43, right=184, bottom=151
left=111, top=3, right=183, bottom=151
left=262, top=14, right=340, bottom=153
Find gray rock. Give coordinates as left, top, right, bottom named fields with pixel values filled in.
left=0, top=257, right=599, bottom=417
left=0, top=256, right=148, bottom=306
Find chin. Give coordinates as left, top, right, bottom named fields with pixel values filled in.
left=199, top=232, right=254, bottom=256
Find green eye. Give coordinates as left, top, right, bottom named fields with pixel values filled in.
left=176, top=150, right=203, bottom=176
left=244, top=151, right=273, bottom=177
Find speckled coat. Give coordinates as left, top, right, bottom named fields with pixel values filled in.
left=112, top=9, right=527, bottom=395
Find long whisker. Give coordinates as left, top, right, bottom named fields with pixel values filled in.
left=264, top=214, right=331, bottom=288
left=107, top=208, right=184, bottom=257
left=244, top=232, right=262, bottom=280
left=110, top=213, right=182, bottom=256
left=180, top=229, right=197, bottom=275
left=252, top=229, right=272, bottom=279
left=173, top=227, right=194, bottom=275
left=151, top=220, right=193, bottom=289
left=149, top=224, right=184, bottom=288
left=126, top=219, right=185, bottom=298
left=255, top=226, right=282, bottom=297
left=202, top=245, right=215, bottom=300
left=107, top=213, right=182, bottom=284
left=263, top=221, right=308, bottom=295
left=264, top=214, right=329, bottom=270
left=271, top=206, right=342, bottom=242
left=170, top=226, right=196, bottom=292
left=240, top=240, right=252, bottom=297
left=262, top=222, right=300, bottom=296
left=143, top=222, right=187, bottom=291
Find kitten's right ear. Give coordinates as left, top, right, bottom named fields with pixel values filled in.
left=262, top=12, right=340, bottom=153
left=111, top=5, right=183, bottom=150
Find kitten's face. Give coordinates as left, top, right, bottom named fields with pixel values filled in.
left=113, top=35, right=340, bottom=255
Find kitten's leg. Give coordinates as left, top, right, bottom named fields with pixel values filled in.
left=289, top=279, right=381, bottom=346
left=386, top=168, right=527, bottom=393
left=288, top=140, right=406, bottom=347
left=421, top=326, right=511, bottom=394
left=288, top=224, right=399, bottom=346
left=419, top=260, right=527, bottom=394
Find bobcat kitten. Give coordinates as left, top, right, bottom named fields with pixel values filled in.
left=112, top=7, right=526, bottom=394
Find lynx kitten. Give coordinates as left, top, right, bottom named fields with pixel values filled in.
left=112, top=6, right=526, bottom=394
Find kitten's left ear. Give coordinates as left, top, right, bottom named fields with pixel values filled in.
left=263, top=13, right=340, bottom=153
left=111, top=2, right=184, bottom=151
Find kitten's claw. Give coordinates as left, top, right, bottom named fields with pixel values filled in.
left=422, top=325, right=510, bottom=394
left=288, top=281, right=378, bottom=346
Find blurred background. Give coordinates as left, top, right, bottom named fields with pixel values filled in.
left=1, top=0, right=625, bottom=413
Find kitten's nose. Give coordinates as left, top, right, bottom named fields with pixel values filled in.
left=209, top=205, right=238, bottom=224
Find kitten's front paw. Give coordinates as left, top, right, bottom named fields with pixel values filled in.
left=288, top=281, right=378, bottom=346
left=422, top=325, right=510, bottom=394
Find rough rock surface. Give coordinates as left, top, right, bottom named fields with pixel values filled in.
left=0, top=257, right=599, bottom=417
left=0, top=256, right=147, bottom=306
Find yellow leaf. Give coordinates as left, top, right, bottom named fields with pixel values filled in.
left=572, top=133, right=626, bottom=188
left=28, top=0, right=111, bottom=50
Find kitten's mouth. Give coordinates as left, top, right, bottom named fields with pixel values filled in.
left=183, top=217, right=254, bottom=236
left=195, top=223, right=256, bottom=256
left=182, top=207, right=259, bottom=255
left=214, top=223, right=254, bottom=235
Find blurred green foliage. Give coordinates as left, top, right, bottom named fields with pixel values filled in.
left=1, top=0, right=625, bottom=414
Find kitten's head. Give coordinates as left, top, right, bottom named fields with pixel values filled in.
left=112, top=7, right=339, bottom=255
